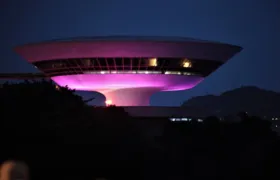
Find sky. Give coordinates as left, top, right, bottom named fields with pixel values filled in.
left=0, top=0, right=280, bottom=106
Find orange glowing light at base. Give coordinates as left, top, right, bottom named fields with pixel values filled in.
left=105, top=99, right=113, bottom=106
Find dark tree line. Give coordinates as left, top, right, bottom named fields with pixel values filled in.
left=1, top=80, right=280, bottom=180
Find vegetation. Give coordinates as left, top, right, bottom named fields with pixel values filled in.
left=0, top=81, right=280, bottom=180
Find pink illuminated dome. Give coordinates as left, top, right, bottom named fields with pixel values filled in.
left=14, top=36, right=242, bottom=106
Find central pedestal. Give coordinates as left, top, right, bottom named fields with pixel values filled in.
left=99, top=87, right=161, bottom=106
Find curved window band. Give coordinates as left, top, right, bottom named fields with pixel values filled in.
left=33, top=57, right=222, bottom=77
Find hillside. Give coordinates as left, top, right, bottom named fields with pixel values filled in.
left=182, top=86, right=280, bottom=116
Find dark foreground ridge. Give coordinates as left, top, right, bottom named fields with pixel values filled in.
left=0, top=80, right=279, bottom=180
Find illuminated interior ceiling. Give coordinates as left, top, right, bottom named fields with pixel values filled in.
left=51, top=73, right=204, bottom=106
left=51, top=73, right=204, bottom=92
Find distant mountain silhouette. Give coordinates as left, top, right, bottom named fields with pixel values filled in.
left=182, top=86, right=280, bottom=116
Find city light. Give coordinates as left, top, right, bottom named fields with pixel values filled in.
left=183, top=59, right=192, bottom=68
left=55, top=85, right=60, bottom=90
left=148, top=58, right=157, bottom=67
left=105, top=99, right=113, bottom=106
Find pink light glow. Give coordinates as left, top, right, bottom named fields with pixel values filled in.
left=105, top=99, right=113, bottom=106
left=51, top=74, right=203, bottom=106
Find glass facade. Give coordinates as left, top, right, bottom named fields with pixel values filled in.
left=33, top=57, right=222, bottom=77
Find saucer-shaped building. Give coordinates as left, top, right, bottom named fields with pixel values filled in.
left=15, top=36, right=242, bottom=106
